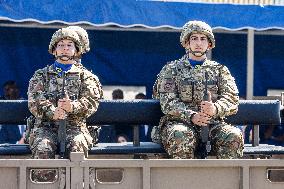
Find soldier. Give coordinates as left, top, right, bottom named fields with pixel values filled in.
left=27, top=27, right=103, bottom=160
left=153, top=20, right=244, bottom=159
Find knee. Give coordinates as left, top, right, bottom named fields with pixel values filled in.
left=215, top=128, right=244, bottom=159
left=67, top=135, right=87, bottom=153
left=215, top=126, right=243, bottom=145
left=227, top=128, right=244, bottom=147
left=33, top=139, right=56, bottom=159
left=67, top=140, right=82, bottom=152
left=162, top=124, right=196, bottom=159
left=165, top=124, right=195, bottom=144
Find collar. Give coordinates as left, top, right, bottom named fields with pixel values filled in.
left=53, top=61, right=73, bottom=73
left=47, top=62, right=80, bottom=75
left=189, top=58, right=205, bottom=67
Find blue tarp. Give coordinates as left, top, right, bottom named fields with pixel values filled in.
left=0, top=1, right=283, bottom=98
left=0, top=0, right=284, bottom=30
left=1, top=27, right=284, bottom=99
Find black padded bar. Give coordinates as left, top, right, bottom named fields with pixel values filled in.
left=0, top=99, right=280, bottom=125
left=89, top=142, right=165, bottom=154
left=87, top=100, right=163, bottom=125
left=0, top=144, right=31, bottom=155
left=0, top=99, right=163, bottom=125
left=1, top=143, right=284, bottom=156
left=0, top=100, right=31, bottom=124
left=89, top=143, right=284, bottom=155
left=226, top=100, right=281, bottom=125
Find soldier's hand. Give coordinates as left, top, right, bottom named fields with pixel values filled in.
left=201, top=92, right=216, bottom=117
left=58, top=93, right=73, bottom=113
left=191, top=112, right=211, bottom=126
left=200, top=101, right=216, bottom=117
left=53, top=107, right=67, bottom=120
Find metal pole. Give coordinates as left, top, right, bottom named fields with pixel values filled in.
left=246, top=29, right=254, bottom=100
left=252, top=125, right=259, bottom=147
left=133, top=125, right=140, bottom=147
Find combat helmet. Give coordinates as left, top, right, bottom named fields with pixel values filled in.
left=48, top=28, right=83, bottom=55
left=66, top=26, right=90, bottom=54
left=180, top=20, right=215, bottom=49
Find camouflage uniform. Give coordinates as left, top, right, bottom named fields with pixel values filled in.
left=153, top=21, right=244, bottom=159
left=28, top=27, right=103, bottom=159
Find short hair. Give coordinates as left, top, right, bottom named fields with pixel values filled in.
left=135, top=93, right=146, bottom=99
left=3, top=80, right=17, bottom=88
left=112, top=89, right=124, bottom=100
left=116, top=133, right=129, bottom=142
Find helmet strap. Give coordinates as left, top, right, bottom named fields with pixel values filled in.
left=57, top=55, right=74, bottom=61
left=54, top=51, right=78, bottom=62
left=188, top=48, right=208, bottom=57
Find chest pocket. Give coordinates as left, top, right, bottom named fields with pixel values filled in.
left=179, top=79, right=194, bottom=102
left=65, top=73, right=82, bottom=100
left=46, top=73, right=57, bottom=92
left=207, top=80, right=219, bottom=102
left=45, top=73, right=59, bottom=101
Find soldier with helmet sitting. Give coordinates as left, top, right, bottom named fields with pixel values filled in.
left=153, top=20, right=244, bottom=159
left=27, top=27, right=103, bottom=160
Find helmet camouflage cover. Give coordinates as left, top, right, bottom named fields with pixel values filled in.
left=66, top=26, right=90, bottom=54
left=180, top=20, right=215, bottom=49
left=48, top=28, right=83, bottom=55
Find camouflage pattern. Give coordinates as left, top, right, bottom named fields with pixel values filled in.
left=67, top=26, right=90, bottom=54
left=180, top=20, right=215, bottom=48
left=161, top=121, right=197, bottom=159
left=151, top=124, right=162, bottom=144
left=153, top=54, right=244, bottom=159
left=31, top=169, right=58, bottom=183
left=48, top=28, right=82, bottom=55
left=28, top=64, right=103, bottom=159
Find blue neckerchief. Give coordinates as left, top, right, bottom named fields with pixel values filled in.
left=189, top=59, right=205, bottom=67
left=53, top=61, right=73, bottom=76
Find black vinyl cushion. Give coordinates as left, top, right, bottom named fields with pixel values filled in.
left=0, top=99, right=281, bottom=125
left=1, top=143, right=284, bottom=156
left=0, top=99, right=282, bottom=156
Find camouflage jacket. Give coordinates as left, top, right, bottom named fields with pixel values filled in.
left=27, top=63, right=103, bottom=128
left=153, top=54, right=239, bottom=124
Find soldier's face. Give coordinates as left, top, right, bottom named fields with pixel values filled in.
left=54, top=39, right=77, bottom=63
left=186, top=33, right=210, bottom=58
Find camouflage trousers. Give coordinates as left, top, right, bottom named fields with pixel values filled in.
left=29, top=126, right=93, bottom=159
left=161, top=121, right=244, bottom=159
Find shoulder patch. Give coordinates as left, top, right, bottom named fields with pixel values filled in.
left=159, top=78, right=175, bottom=93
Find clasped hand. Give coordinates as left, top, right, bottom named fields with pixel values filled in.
left=53, top=93, right=73, bottom=120
left=191, top=92, right=216, bottom=126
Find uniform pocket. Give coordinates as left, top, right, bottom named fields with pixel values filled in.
left=207, top=81, right=218, bottom=101
left=66, top=74, right=81, bottom=99
left=179, top=79, right=194, bottom=102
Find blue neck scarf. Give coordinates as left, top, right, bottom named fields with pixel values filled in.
left=189, top=59, right=205, bottom=67
left=53, top=61, right=73, bottom=76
